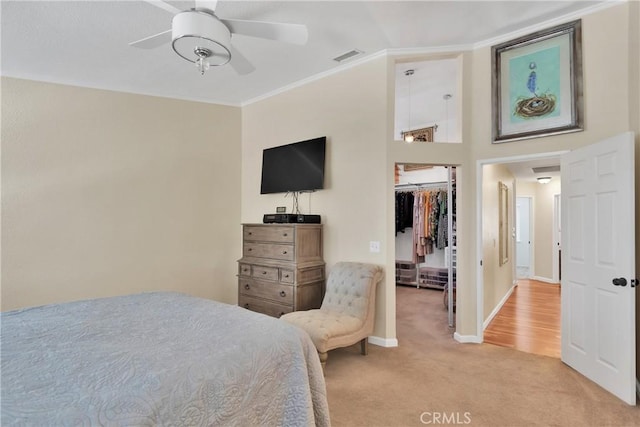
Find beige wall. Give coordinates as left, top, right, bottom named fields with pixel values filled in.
left=1, top=78, right=242, bottom=310
left=515, top=179, right=562, bottom=281
left=482, top=164, right=515, bottom=320
left=533, top=179, right=561, bottom=281
left=241, top=58, right=391, bottom=337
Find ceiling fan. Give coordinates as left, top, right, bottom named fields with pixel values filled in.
left=129, top=0, right=308, bottom=75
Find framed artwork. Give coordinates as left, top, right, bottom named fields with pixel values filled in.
left=491, top=20, right=583, bottom=143
left=498, top=181, right=509, bottom=266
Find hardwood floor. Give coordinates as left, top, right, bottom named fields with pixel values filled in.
left=483, top=279, right=561, bottom=358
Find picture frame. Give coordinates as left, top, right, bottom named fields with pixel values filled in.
left=498, top=181, right=509, bottom=266
left=491, top=19, right=583, bottom=143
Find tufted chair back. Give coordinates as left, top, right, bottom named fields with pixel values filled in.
left=320, top=262, right=383, bottom=324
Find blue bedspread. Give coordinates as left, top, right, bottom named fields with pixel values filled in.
left=1, top=292, right=330, bottom=426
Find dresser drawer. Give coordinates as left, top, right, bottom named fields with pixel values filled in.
left=238, top=278, right=295, bottom=305
left=280, top=269, right=294, bottom=283
left=238, top=263, right=251, bottom=277
left=244, top=226, right=294, bottom=243
left=244, top=242, right=295, bottom=261
left=251, top=265, right=279, bottom=281
left=239, top=295, right=292, bottom=318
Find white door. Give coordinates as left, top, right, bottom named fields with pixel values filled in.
left=516, top=197, right=531, bottom=277
left=561, top=131, right=636, bottom=405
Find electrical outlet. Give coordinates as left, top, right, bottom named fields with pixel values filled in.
left=276, top=206, right=286, bottom=213
left=369, top=241, right=381, bottom=253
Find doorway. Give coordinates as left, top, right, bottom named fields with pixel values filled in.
left=515, top=196, right=532, bottom=279
left=394, top=163, right=457, bottom=328
left=477, top=152, right=564, bottom=359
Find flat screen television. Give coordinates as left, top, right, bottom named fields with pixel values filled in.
left=260, top=137, right=326, bottom=194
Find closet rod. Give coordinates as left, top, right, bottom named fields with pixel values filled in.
left=395, top=181, right=448, bottom=191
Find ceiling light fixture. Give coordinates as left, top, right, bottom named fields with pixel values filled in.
left=171, top=10, right=232, bottom=75
left=443, top=93, right=452, bottom=142
left=537, top=176, right=552, bottom=184
left=403, top=69, right=415, bottom=143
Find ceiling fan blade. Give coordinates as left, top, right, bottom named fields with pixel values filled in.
left=221, top=19, right=308, bottom=45
left=141, top=0, right=182, bottom=15
left=228, top=44, right=256, bottom=75
left=129, top=29, right=172, bottom=49
left=195, top=0, right=218, bottom=12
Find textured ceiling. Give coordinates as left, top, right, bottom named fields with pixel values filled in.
left=1, top=0, right=607, bottom=106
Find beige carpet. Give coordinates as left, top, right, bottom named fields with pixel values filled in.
left=323, top=285, right=640, bottom=426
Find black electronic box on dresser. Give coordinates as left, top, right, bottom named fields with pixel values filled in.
left=238, top=223, right=325, bottom=317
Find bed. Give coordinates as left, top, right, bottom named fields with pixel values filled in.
left=1, top=292, right=330, bottom=426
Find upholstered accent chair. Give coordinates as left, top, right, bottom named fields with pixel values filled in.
left=281, top=262, right=383, bottom=369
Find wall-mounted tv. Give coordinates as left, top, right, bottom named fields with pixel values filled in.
left=260, top=137, right=326, bottom=194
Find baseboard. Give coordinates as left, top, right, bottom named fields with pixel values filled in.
left=483, top=283, right=516, bottom=330
left=368, top=336, right=398, bottom=347
left=531, top=275, right=560, bottom=284
left=453, top=332, right=482, bottom=344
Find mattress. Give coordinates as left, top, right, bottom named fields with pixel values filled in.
left=1, top=292, right=330, bottom=426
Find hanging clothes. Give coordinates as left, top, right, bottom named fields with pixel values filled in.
left=395, top=191, right=414, bottom=235
left=396, top=184, right=449, bottom=263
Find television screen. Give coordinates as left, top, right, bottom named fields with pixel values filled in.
left=260, top=137, right=326, bottom=194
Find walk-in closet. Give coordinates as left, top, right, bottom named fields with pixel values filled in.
left=395, top=164, right=457, bottom=325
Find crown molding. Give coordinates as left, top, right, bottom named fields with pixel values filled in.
left=241, top=50, right=388, bottom=107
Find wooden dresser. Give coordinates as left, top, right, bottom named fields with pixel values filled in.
left=238, top=223, right=325, bottom=318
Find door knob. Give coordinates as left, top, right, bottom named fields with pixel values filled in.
left=612, top=277, right=628, bottom=287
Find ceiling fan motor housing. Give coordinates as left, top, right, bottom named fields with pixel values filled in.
left=172, top=10, right=231, bottom=66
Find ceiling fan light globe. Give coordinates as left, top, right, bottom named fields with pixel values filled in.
left=171, top=10, right=231, bottom=67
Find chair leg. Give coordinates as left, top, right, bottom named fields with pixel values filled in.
left=360, top=338, right=368, bottom=355
left=318, top=351, right=328, bottom=370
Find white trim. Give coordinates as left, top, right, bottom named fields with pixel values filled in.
left=368, top=336, right=398, bottom=348
left=242, top=50, right=388, bottom=106
left=473, top=0, right=626, bottom=50
left=483, top=283, right=516, bottom=330
left=454, top=332, right=482, bottom=344
left=552, top=193, right=562, bottom=283
left=476, top=159, right=485, bottom=340
left=0, top=73, right=243, bottom=107
left=388, top=45, right=471, bottom=57
left=531, top=275, right=560, bottom=285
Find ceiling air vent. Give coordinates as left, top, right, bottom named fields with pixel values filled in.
left=333, top=49, right=364, bottom=63
left=532, top=165, right=561, bottom=173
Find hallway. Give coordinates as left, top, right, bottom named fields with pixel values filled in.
left=483, top=279, right=561, bottom=358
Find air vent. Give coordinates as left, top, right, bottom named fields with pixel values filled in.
left=532, top=165, right=560, bottom=173
left=333, top=49, right=364, bottom=63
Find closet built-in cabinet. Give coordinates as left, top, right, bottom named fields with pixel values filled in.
left=237, top=224, right=325, bottom=318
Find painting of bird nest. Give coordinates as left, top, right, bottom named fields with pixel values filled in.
left=491, top=20, right=583, bottom=143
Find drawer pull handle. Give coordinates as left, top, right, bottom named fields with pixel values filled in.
left=280, top=291, right=287, bottom=298
left=282, top=250, right=287, bottom=255
left=248, top=232, right=252, bottom=235
left=262, top=271, right=267, bottom=275
left=244, top=284, right=250, bottom=290
left=248, top=248, right=253, bottom=252
left=279, top=312, right=285, bottom=317
left=284, top=274, right=290, bottom=278
left=244, top=303, right=250, bottom=309
left=283, top=233, right=288, bottom=237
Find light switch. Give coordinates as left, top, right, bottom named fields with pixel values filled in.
left=369, top=241, right=380, bottom=253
